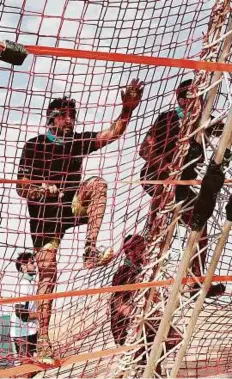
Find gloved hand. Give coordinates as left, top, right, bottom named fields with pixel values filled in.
left=0, top=40, right=28, bottom=65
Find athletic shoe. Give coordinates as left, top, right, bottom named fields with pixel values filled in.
left=83, top=246, right=113, bottom=269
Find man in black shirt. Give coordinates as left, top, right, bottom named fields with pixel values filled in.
left=139, top=79, right=225, bottom=298
left=16, top=78, right=143, bottom=363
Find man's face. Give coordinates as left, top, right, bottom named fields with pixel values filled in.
left=22, top=258, right=36, bottom=276
left=177, top=95, right=188, bottom=109
left=177, top=93, right=204, bottom=111
left=51, top=108, right=75, bottom=137
left=124, top=236, right=146, bottom=266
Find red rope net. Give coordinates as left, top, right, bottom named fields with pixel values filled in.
left=0, top=0, right=231, bottom=378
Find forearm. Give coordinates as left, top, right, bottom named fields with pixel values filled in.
left=28, top=311, right=40, bottom=321
left=16, top=182, right=31, bottom=199
left=16, top=177, right=40, bottom=200
left=17, top=178, right=60, bottom=200
left=15, top=305, right=39, bottom=322
left=111, top=107, right=132, bottom=136
left=95, top=107, right=132, bottom=148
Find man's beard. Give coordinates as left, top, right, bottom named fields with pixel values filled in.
left=51, top=127, right=74, bottom=138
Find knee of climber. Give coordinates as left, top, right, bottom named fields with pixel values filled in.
left=72, top=177, right=107, bottom=216
left=90, top=176, right=107, bottom=194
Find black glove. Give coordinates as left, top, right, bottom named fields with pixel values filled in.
left=192, top=160, right=225, bottom=231
left=176, top=139, right=203, bottom=203
left=222, top=148, right=232, bottom=169
left=226, top=195, right=232, bottom=222
left=0, top=40, right=28, bottom=65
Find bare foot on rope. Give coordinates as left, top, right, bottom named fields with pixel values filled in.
left=37, top=335, right=55, bottom=365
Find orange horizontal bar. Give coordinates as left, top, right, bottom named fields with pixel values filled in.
left=0, top=275, right=231, bottom=305
left=25, top=45, right=232, bottom=72
left=1, top=177, right=232, bottom=186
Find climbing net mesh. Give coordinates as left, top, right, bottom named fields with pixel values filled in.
left=0, top=0, right=232, bottom=378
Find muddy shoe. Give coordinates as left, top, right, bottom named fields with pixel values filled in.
left=190, top=283, right=226, bottom=299
left=83, top=246, right=113, bottom=269
left=37, top=336, right=55, bottom=365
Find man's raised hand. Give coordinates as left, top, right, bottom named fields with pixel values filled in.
left=121, top=78, right=144, bottom=112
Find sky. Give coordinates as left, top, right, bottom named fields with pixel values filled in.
left=0, top=0, right=231, bottom=361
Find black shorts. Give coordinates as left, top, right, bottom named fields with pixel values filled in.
left=13, top=333, right=38, bottom=358
left=29, top=201, right=88, bottom=249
